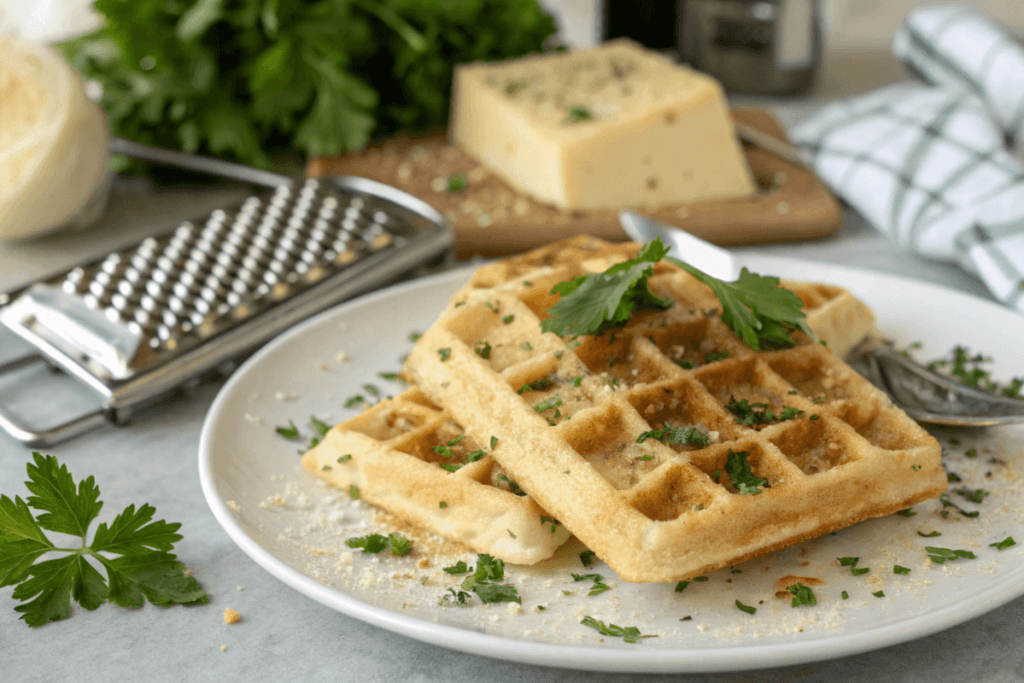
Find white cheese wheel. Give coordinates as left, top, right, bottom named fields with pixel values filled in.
left=0, top=34, right=109, bottom=241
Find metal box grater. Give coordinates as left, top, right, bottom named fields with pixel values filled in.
left=0, top=175, right=453, bottom=447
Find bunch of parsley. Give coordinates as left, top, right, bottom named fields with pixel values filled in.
left=59, top=0, right=556, bottom=173
left=1, top=454, right=206, bottom=627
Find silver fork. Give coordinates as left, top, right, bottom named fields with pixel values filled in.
left=619, top=210, right=1024, bottom=427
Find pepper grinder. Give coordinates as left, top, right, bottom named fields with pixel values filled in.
left=679, top=0, right=823, bottom=95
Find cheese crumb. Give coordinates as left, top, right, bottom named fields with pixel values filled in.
left=223, top=608, right=241, bottom=624
left=220, top=645, right=227, bottom=652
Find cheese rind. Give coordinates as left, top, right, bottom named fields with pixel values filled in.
left=450, top=39, right=755, bottom=211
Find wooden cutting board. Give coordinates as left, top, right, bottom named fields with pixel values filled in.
left=308, top=107, right=841, bottom=259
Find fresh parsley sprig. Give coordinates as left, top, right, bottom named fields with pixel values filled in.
left=540, top=237, right=811, bottom=349
left=442, top=554, right=520, bottom=605
left=1, top=453, right=206, bottom=627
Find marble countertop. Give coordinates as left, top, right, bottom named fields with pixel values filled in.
left=4, top=75, right=1024, bottom=683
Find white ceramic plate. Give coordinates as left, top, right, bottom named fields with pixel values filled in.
left=198, top=257, right=1024, bottom=674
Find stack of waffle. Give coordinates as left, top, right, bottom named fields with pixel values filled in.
left=302, top=237, right=945, bottom=582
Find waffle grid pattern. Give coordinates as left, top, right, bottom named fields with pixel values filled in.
left=405, top=237, right=946, bottom=582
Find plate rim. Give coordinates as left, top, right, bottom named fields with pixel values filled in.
left=198, top=257, right=1024, bottom=674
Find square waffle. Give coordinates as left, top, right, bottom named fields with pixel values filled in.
left=401, top=236, right=946, bottom=582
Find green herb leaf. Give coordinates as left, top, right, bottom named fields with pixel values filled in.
left=787, top=583, right=816, bottom=607
left=1, top=453, right=205, bottom=626
left=894, top=565, right=911, bottom=575
left=991, top=536, right=1016, bottom=550
left=667, top=257, right=812, bottom=350
left=346, top=534, right=389, bottom=553
left=724, top=450, right=768, bottom=495
left=735, top=600, right=757, bottom=615
left=579, top=550, right=596, bottom=567
left=580, top=616, right=646, bottom=643
left=925, top=546, right=977, bottom=564
left=540, top=239, right=672, bottom=337
left=276, top=420, right=301, bottom=440
left=636, top=425, right=709, bottom=447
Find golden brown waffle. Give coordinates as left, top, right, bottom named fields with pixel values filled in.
left=300, top=386, right=570, bottom=565
left=403, top=236, right=946, bottom=582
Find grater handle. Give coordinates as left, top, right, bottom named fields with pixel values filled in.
left=0, top=354, right=109, bottom=447
left=109, top=138, right=291, bottom=188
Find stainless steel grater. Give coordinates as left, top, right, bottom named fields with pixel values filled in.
left=0, top=174, right=452, bottom=447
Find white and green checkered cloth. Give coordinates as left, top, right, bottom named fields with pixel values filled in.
left=791, top=5, right=1024, bottom=312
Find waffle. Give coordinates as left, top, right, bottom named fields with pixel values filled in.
left=300, top=385, right=571, bottom=564
left=403, top=236, right=946, bottom=582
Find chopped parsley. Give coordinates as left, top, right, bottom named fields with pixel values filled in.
left=275, top=420, right=301, bottom=439
left=705, top=351, right=730, bottom=362
left=572, top=573, right=611, bottom=596
left=925, top=546, right=976, bottom=563
left=447, top=554, right=521, bottom=605
left=475, top=340, right=492, bottom=359
left=518, top=378, right=553, bottom=394
left=580, top=616, right=647, bottom=643
left=437, top=348, right=451, bottom=361
left=344, top=533, right=410, bottom=555
left=497, top=474, right=526, bottom=496
left=787, top=583, right=816, bottom=607
left=636, top=425, right=710, bottom=448
left=991, top=536, right=1016, bottom=550
left=337, top=454, right=352, bottom=463
left=724, top=450, right=768, bottom=495
left=533, top=397, right=563, bottom=414
left=896, top=507, right=917, bottom=517
left=503, top=314, right=515, bottom=324
left=565, top=105, right=593, bottom=123
left=893, top=565, right=911, bottom=575
left=726, top=397, right=803, bottom=426
left=349, top=484, right=360, bottom=500
left=841, top=590, right=849, bottom=599
left=675, top=581, right=689, bottom=592
left=447, top=174, right=468, bottom=193
left=957, top=487, right=990, bottom=504
left=872, top=590, right=885, bottom=598
left=344, top=395, right=365, bottom=409
left=735, top=600, right=757, bottom=615
left=409, top=332, right=422, bottom=342
left=839, top=556, right=870, bottom=576
left=579, top=550, right=596, bottom=567
left=918, top=530, right=941, bottom=538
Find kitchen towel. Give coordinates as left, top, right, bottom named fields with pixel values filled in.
left=791, top=5, right=1024, bottom=313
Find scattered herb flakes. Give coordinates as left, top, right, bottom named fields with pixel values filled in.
left=896, top=508, right=917, bottom=517
left=947, top=472, right=963, bottom=483
left=379, top=371, right=402, bottom=382
left=579, top=550, right=596, bottom=567
left=533, top=397, right=563, bottom=414
left=894, top=565, right=911, bottom=575
left=344, top=395, right=365, bottom=409
left=521, top=342, right=533, bottom=351
left=474, top=341, right=492, bottom=359
left=839, top=557, right=870, bottom=576
left=580, top=616, right=647, bottom=643
left=570, top=376, right=583, bottom=387
left=409, top=332, right=422, bottom=342
left=841, top=590, right=849, bottom=600
left=439, top=501, right=447, bottom=509
left=705, top=351, right=730, bottom=362
left=437, top=348, right=451, bottom=361
left=787, top=583, right=816, bottom=607
left=503, top=314, right=515, bottom=324
left=572, top=573, right=611, bottom=596
left=991, top=536, right=1016, bottom=550
left=958, top=488, right=990, bottom=504
left=345, top=534, right=389, bottom=553
left=337, top=454, right=352, bottom=464
left=490, top=436, right=499, bottom=450
left=447, top=174, right=468, bottom=193
left=275, top=420, right=301, bottom=439
left=496, top=474, right=526, bottom=496
left=675, top=581, right=689, bottom=592
left=636, top=425, right=710, bottom=448
left=518, top=378, right=553, bottom=394
left=0, top=453, right=206, bottom=626
left=565, top=105, right=593, bottom=123
left=726, top=396, right=803, bottom=426
left=918, top=530, right=941, bottom=538
left=925, top=546, right=976, bottom=564
left=348, top=485, right=360, bottom=500
left=454, top=554, right=520, bottom=605
left=321, top=464, right=332, bottom=471
left=912, top=464, right=922, bottom=471
left=443, top=561, right=471, bottom=575
left=693, top=576, right=709, bottom=582
left=724, top=450, right=768, bottom=495
left=872, top=590, right=885, bottom=598
left=735, top=600, right=757, bottom=615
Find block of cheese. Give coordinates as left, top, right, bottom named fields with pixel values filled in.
left=450, top=39, right=755, bottom=211
left=0, top=34, right=109, bottom=241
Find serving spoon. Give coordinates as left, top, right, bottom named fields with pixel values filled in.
left=619, top=209, right=1024, bottom=427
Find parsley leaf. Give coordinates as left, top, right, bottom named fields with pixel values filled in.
left=572, top=572, right=611, bottom=596
left=580, top=616, right=647, bottom=643
left=991, top=536, right=1016, bottom=550
left=636, top=425, right=709, bottom=447
left=540, top=239, right=672, bottom=337
left=787, top=583, right=817, bottom=607
left=925, top=546, right=976, bottom=563
left=724, top=450, right=768, bottom=495
left=667, top=256, right=812, bottom=349
left=1, top=453, right=206, bottom=626
left=275, top=420, right=301, bottom=440
left=456, top=554, right=520, bottom=605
